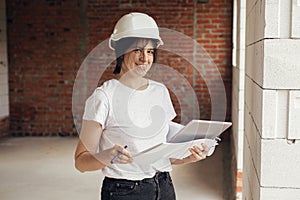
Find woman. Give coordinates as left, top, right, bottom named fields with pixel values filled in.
left=74, top=12, right=209, bottom=200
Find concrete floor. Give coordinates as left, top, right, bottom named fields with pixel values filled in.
left=0, top=137, right=227, bottom=200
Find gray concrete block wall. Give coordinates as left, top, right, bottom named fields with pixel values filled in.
left=244, top=0, right=300, bottom=199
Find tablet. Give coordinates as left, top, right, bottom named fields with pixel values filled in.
left=168, top=120, right=232, bottom=143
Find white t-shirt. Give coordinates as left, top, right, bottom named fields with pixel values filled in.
left=83, top=79, right=176, bottom=180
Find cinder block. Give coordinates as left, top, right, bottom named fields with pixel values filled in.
left=288, top=91, right=300, bottom=139
left=244, top=108, right=262, bottom=177
left=261, top=187, right=300, bottom=200
left=264, top=0, right=280, bottom=38
left=246, top=0, right=257, bottom=16
left=264, top=0, right=293, bottom=38
left=245, top=76, right=263, bottom=135
left=262, top=90, right=288, bottom=139
left=247, top=0, right=292, bottom=39
left=243, top=136, right=261, bottom=200
left=246, top=41, right=300, bottom=91
left=264, top=39, right=300, bottom=89
left=291, top=0, right=300, bottom=38
left=279, top=0, right=292, bottom=38
left=245, top=40, right=264, bottom=87
left=261, top=90, right=278, bottom=138
left=246, top=56, right=297, bottom=139
left=246, top=0, right=265, bottom=45
left=242, top=169, right=254, bottom=199
left=273, top=90, right=289, bottom=139
left=261, top=139, right=300, bottom=187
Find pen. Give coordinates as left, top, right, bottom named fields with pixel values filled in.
left=110, top=145, right=128, bottom=164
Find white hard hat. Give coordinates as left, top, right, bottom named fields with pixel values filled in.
left=109, top=12, right=164, bottom=50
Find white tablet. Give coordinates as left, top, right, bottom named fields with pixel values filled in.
left=168, top=120, right=232, bottom=143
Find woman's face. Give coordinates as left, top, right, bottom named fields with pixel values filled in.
left=121, top=39, right=155, bottom=77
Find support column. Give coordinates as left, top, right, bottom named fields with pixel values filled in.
left=244, top=0, right=300, bottom=199
left=232, top=0, right=246, bottom=199
left=0, top=0, right=9, bottom=137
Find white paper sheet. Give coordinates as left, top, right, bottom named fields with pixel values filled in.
left=132, top=120, right=232, bottom=165
left=133, top=139, right=217, bottom=165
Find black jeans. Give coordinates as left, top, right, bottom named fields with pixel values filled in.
left=101, top=172, right=176, bottom=200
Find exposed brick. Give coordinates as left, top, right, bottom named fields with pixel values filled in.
left=7, top=0, right=232, bottom=136
left=236, top=171, right=243, bottom=199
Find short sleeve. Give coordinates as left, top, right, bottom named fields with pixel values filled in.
left=163, top=87, right=176, bottom=121
left=83, top=89, right=109, bottom=128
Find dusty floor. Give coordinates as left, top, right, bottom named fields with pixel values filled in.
left=0, top=137, right=227, bottom=200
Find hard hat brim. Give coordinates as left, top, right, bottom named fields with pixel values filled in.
left=109, top=28, right=164, bottom=50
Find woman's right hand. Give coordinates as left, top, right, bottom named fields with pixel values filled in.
left=96, top=144, right=133, bottom=165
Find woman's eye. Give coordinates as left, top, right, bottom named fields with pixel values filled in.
left=147, top=50, right=154, bottom=55
left=133, top=48, right=142, bottom=53
left=132, top=48, right=154, bottom=55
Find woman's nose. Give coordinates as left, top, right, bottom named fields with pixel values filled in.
left=139, top=50, right=148, bottom=62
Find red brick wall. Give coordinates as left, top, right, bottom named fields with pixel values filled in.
left=0, top=117, right=9, bottom=137
left=7, top=0, right=83, bottom=136
left=7, top=0, right=232, bottom=136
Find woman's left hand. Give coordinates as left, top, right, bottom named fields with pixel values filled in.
left=171, top=143, right=210, bottom=165
left=186, top=143, right=210, bottom=163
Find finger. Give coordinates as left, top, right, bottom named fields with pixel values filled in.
left=189, top=147, right=197, bottom=154
left=114, top=145, right=132, bottom=158
left=190, top=147, right=201, bottom=155
left=190, top=148, right=202, bottom=160
left=114, top=144, right=124, bottom=152
left=111, top=154, right=124, bottom=164
left=115, top=155, right=133, bottom=164
left=190, top=148, right=201, bottom=158
left=191, top=147, right=207, bottom=159
left=193, top=145, right=202, bottom=154
left=201, top=143, right=209, bottom=152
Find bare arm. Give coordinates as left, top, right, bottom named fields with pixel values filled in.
left=74, top=120, right=132, bottom=173
left=74, top=120, right=105, bottom=172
